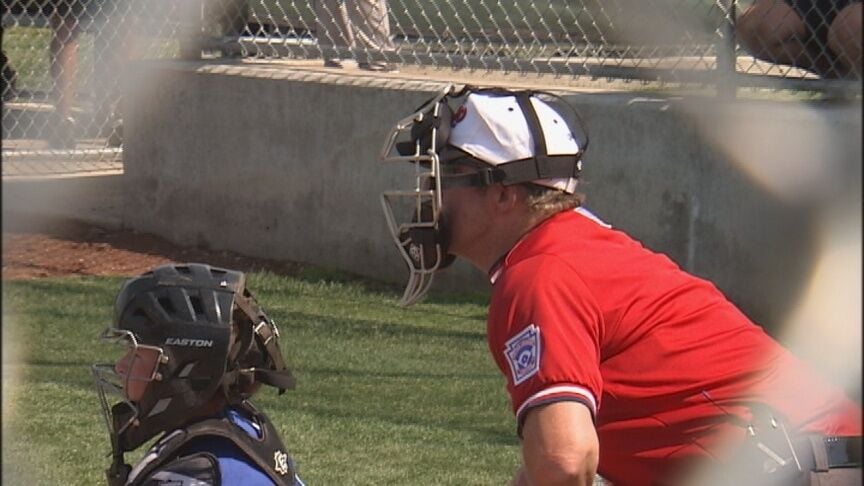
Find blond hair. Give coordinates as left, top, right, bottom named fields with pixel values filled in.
left=522, top=183, right=585, bottom=216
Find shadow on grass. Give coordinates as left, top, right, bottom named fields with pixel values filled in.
left=286, top=399, right=518, bottom=447
left=299, top=364, right=497, bottom=381
left=282, top=311, right=486, bottom=343
left=21, top=361, right=516, bottom=447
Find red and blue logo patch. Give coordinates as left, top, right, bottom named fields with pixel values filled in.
left=504, top=324, right=541, bottom=385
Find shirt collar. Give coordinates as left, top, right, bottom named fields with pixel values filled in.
left=487, top=253, right=507, bottom=284
left=486, top=209, right=578, bottom=285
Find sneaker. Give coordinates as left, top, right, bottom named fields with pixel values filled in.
left=323, top=58, right=344, bottom=68
left=106, top=119, right=123, bottom=148
left=47, top=114, right=77, bottom=149
left=2, top=52, right=17, bottom=101
left=358, top=61, right=398, bottom=73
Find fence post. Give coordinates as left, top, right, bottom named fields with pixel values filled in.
left=716, top=0, right=737, bottom=98
left=178, top=0, right=206, bottom=60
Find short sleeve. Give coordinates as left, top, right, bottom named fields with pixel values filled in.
left=487, top=254, right=604, bottom=429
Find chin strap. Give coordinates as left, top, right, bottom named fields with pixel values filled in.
left=439, top=153, right=582, bottom=189
left=250, top=318, right=296, bottom=393
left=106, top=457, right=131, bottom=486
left=107, top=406, right=133, bottom=486
left=227, top=294, right=297, bottom=396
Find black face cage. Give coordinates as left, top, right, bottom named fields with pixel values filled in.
left=379, top=84, right=589, bottom=306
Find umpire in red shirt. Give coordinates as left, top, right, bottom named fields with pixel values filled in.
left=379, top=85, right=862, bottom=486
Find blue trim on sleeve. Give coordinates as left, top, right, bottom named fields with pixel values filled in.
left=516, top=396, right=596, bottom=438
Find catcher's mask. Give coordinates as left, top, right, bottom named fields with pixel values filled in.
left=91, top=263, right=296, bottom=466
left=379, top=84, right=589, bottom=306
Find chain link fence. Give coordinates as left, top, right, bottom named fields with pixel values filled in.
left=239, top=0, right=732, bottom=77
left=3, top=0, right=861, bottom=177
left=222, top=0, right=862, bottom=87
left=2, top=0, right=199, bottom=177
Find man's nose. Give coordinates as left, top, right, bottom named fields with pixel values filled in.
left=115, top=352, right=133, bottom=376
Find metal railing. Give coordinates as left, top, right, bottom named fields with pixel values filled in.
left=3, top=0, right=861, bottom=176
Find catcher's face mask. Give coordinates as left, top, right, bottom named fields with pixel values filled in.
left=379, top=86, right=458, bottom=306
left=92, top=327, right=168, bottom=456
left=380, top=84, right=588, bottom=306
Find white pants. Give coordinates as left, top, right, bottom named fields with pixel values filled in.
left=316, top=0, right=394, bottom=56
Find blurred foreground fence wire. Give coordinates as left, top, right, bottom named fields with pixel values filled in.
left=2, top=0, right=861, bottom=176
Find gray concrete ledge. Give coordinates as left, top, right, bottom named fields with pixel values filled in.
left=3, top=174, right=126, bottom=232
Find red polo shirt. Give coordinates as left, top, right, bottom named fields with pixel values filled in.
left=486, top=208, right=860, bottom=485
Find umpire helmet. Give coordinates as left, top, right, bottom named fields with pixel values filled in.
left=92, top=263, right=296, bottom=453
left=379, top=84, right=588, bottom=305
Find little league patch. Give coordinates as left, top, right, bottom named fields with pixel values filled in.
left=505, top=324, right=541, bottom=385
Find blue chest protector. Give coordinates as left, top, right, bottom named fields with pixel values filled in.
left=125, top=403, right=305, bottom=486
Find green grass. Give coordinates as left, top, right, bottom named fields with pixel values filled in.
left=1, top=271, right=520, bottom=485
left=2, top=25, right=180, bottom=98
left=3, top=26, right=57, bottom=94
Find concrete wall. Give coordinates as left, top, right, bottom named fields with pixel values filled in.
left=3, top=174, right=125, bottom=233
left=111, top=60, right=861, bottom=333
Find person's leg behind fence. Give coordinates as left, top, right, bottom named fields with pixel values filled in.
left=92, top=0, right=142, bottom=146
left=736, top=0, right=836, bottom=76
left=48, top=5, right=81, bottom=147
left=316, top=0, right=353, bottom=67
left=827, top=2, right=862, bottom=77
left=348, top=0, right=395, bottom=71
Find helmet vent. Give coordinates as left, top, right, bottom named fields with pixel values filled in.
left=157, top=296, right=177, bottom=315
left=147, top=398, right=171, bottom=417
left=189, top=296, right=205, bottom=316
left=178, top=362, right=196, bottom=378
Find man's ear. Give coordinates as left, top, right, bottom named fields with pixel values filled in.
left=490, top=183, right=523, bottom=213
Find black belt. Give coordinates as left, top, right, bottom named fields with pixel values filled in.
left=796, top=436, right=863, bottom=470
left=821, top=436, right=862, bottom=469
left=690, top=434, right=862, bottom=485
